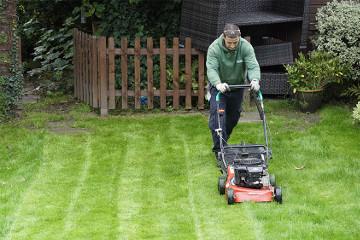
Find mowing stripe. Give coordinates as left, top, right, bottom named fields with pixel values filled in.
left=116, top=131, right=143, bottom=239
left=153, top=134, right=171, bottom=239
left=4, top=136, right=49, bottom=240
left=182, top=134, right=204, bottom=240
left=243, top=204, right=265, bottom=240
left=62, top=134, right=92, bottom=237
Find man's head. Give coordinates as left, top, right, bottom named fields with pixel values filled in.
left=223, top=23, right=241, bottom=50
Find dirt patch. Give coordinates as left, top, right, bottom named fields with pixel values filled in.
left=47, top=120, right=89, bottom=134
left=276, top=110, right=321, bottom=131
left=278, top=110, right=320, bottom=123
left=44, top=100, right=77, bottom=113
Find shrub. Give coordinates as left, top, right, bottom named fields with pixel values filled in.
left=353, top=101, right=360, bottom=124
left=315, top=0, right=360, bottom=100
left=285, top=51, right=347, bottom=92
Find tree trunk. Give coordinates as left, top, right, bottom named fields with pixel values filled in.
left=0, top=0, right=18, bottom=75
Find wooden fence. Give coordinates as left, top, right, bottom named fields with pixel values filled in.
left=73, top=28, right=205, bottom=116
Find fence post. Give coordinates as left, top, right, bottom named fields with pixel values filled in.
left=134, top=37, right=141, bottom=109
left=121, top=37, right=128, bottom=110
left=198, top=52, right=205, bottom=110
left=160, top=37, right=166, bottom=110
left=185, top=37, right=192, bottom=110
left=108, top=37, right=115, bottom=109
left=99, top=36, right=108, bottom=116
left=147, top=37, right=154, bottom=110
left=173, top=38, right=180, bottom=110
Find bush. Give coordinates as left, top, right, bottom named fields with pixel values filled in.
left=353, top=101, right=360, bottom=124
left=315, top=0, right=360, bottom=100
left=285, top=51, right=347, bottom=92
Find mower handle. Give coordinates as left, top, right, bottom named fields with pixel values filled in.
left=215, top=85, right=263, bottom=102
left=227, top=84, right=251, bottom=90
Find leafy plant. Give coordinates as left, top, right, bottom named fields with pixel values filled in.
left=315, top=0, right=360, bottom=100
left=285, top=51, right=348, bottom=93
left=353, top=101, right=360, bottom=125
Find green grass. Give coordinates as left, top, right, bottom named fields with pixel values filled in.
left=1, top=96, right=359, bottom=239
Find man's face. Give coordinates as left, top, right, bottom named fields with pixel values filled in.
left=224, top=36, right=240, bottom=50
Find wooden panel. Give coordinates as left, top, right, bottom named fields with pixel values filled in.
left=80, top=32, right=84, bottom=101
left=147, top=37, right=154, bottom=109
left=99, top=36, right=108, bottom=116
left=160, top=37, right=166, bottom=110
left=88, top=35, right=93, bottom=106
left=121, top=37, right=128, bottom=109
left=198, top=52, right=205, bottom=110
left=108, top=37, right=115, bottom=109
left=78, top=30, right=82, bottom=100
left=73, top=29, right=77, bottom=98
left=172, top=38, right=180, bottom=110
left=134, top=37, right=141, bottom=109
left=84, top=33, right=89, bottom=104
left=185, top=37, right=192, bottom=110
left=92, top=36, right=99, bottom=108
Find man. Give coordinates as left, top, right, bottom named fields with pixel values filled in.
left=206, top=23, right=261, bottom=161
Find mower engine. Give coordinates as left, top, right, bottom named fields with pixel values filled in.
left=232, top=156, right=267, bottom=189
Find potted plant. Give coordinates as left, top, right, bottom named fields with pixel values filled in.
left=285, top=51, right=347, bottom=112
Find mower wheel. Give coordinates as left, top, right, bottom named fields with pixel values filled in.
left=218, top=175, right=226, bottom=195
left=227, top=188, right=235, bottom=205
left=274, top=186, right=282, bottom=204
left=270, top=174, right=276, bottom=187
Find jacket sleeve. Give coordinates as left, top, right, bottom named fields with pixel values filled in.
left=244, top=44, right=261, bottom=81
left=206, top=47, right=221, bottom=86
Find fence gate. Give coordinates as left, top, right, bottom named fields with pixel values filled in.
left=73, top=29, right=206, bottom=116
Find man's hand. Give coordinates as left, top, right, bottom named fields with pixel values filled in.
left=250, top=79, right=260, bottom=92
left=216, top=83, right=230, bottom=93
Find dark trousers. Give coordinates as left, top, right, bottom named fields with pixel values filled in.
left=208, top=86, right=244, bottom=154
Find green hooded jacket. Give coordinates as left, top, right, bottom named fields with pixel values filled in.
left=206, top=35, right=261, bottom=86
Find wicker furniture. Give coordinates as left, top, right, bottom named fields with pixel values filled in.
left=180, top=0, right=310, bottom=95
left=180, top=0, right=310, bottom=52
left=260, top=73, right=290, bottom=95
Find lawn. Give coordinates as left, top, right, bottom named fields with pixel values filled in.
left=1, top=96, right=359, bottom=240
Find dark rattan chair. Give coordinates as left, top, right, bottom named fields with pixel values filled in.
left=180, top=0, right=310, bottom=53
left=180, top=0, right=310, bottom=95
left=260, top=72, right=290, bottom=95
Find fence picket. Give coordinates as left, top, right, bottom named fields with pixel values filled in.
left=121, top=37, right=128, bottom=109
left=173, top=38, right=179, bottom=110
left=99, top=36, right=108, bottom=116
left=88, top=34, right=93, bottom=106
left=160, top=37, right=166, bottom=110
left=85, top=33, right=89, bottom=104
left=147, top=37, right=154, bottom=109
left=185, top=37, right=192, bottom=110
left=73, top=30, right=207, bottom=113
left=80, top=31, right=84, bottom=101
left=92, top=36, right=99, bottom=108
left=73, top=29, right=77, bottom=98
left=134, top=37, right=141, bottom=109
left=108, top=37, right=115, bottom=109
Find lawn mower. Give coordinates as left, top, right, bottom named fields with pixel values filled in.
left=215, top=84, right=282, bottom=204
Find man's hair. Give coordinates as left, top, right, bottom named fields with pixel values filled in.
left=223, top=23, right=241, bottom=38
